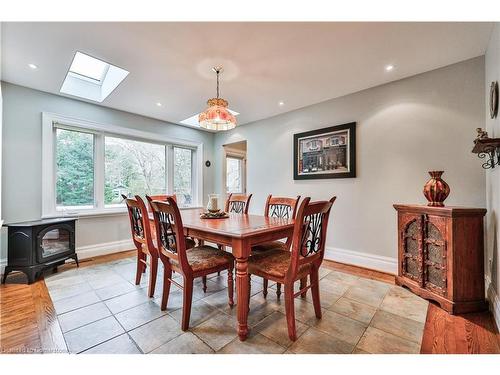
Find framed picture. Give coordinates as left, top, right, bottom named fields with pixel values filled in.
left=293, top=122, right=356, bottom=180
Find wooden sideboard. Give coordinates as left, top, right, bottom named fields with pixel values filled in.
left=394, top=204, right=488, bottom=314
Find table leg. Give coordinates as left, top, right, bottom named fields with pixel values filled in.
left=233, top=239, right=250, bottom=341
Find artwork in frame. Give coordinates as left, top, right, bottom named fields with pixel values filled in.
left=293, top=122, right=356, bottom=180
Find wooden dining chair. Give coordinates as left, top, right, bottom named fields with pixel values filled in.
left=145, top=195, right=204, bottom=287
left=122, top=194, right=159, bottom=298
left=146, top=194, right=177, bottom=212
left=252, top=195, right=301, bottom=298
left=150, top=197, right=235, bottom=331
left=216, top=193, right=253, bottom=255
left=225, top=193, right=252, bottom=214
left=247, top=196, right=336, bottom=341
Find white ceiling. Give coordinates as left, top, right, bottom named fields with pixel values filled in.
left=1, top=22, right=493, bottom=129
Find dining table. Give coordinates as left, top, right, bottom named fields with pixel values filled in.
left=150, top=208, right=295, bottom=341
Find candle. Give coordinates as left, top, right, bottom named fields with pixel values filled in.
left=207, top=194, right=219, bottom=212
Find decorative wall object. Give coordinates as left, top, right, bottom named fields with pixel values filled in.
left=293, top=122, right=356, bottom=180
left=471, top=128, right=500, bottom=169
left=423, top=171, right=450, bottom=207
left=490, top=81, right=498, bottom=119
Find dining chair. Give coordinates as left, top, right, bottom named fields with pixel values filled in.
left=150, top=197, right=235, bottom=331
left=217, top=193, right=253, bottom=255
left=247, top=196, right=336, bottom=341
left=122, top=194, right=159, bottom=298
left=225, top=193, right=252, bottom=214
left=251, top=195, right=301, bottom=298
left=145, top=195, right=203, bottom=287
left=146, top=194, right=177, bottom=212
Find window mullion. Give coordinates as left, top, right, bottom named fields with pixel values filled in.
left=167, top=144, right=174, bottom=195
left=191, top=149, right=197, bottom=206
left=94, top=132, right=105, bottom=210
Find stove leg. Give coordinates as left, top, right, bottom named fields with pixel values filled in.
left=2, top=267, right=12, bottom=284
left=26, top=269, right=36, bottom=284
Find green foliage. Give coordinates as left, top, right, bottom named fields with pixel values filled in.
left=56, top=129, right=94, bottom=206
left=55, top=130, right=193, bottom=208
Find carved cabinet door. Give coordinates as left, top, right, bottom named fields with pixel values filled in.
left=399, top=213, right=423, bottom=285
left=422, top=215, right=447, bottom=296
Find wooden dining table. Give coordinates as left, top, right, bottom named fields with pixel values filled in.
left=150, top=208, right=294, bottom=341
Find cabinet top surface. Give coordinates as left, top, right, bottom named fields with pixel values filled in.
left=4, top=217, right=78, bottom=227
left=393, top=204, right=486, bottom=216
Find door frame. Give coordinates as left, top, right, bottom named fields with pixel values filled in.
left=222, top=144, right=247, bottom=201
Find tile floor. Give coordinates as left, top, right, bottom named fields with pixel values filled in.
left=45, top=257, right=428, bottom=354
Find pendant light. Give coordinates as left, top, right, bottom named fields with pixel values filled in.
left=198, top=67, right=236, bottom=131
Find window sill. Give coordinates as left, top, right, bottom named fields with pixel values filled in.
left=41, top=206, right=204, bottom=220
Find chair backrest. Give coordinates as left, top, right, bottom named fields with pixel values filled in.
left=146, top=194, right=177, bottom=212
left=287, top=196, right=336, bottom=280
left=264, top=194, right=301, bottom=219
left=150, top=197, right=190, bottom=274
left=225, top=193, right=252, bottom=214
left=122, top=194, right=156, bottom=256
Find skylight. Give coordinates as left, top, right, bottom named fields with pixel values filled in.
left=180, top=109, right=239, bottom=128
left=60, top=52, right=129, bottom=102
left=68, top=52, right=109, bottom=83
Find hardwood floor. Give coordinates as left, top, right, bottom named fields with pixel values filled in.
left=1, top=251, right=499, bottom=354
left=420, top=302, right=500, bottom=354
left=0, top=273, right=66, bottom=353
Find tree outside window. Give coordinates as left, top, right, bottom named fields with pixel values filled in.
left=104, top=137, right=165, bottom=206
left=173, top=147, right=193, bottom=207
left=56, top=128, right=95, bottom=208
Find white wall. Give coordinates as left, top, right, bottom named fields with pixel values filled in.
left=214, top=57, right=486, bottom=273
left=485, top=23, right=500, bottom=327
left=1, top=82, right=215, bottom=264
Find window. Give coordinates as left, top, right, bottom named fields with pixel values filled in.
left=42, top=113, right=203, bottom=217
left=56, top=128, right=95, bottom=209
left=226, top=156, right=243, bottom=193
left=173, top=147, right=193, bottom=207
left=105, top=137, right=166, bottom=207
left=69, top=52, right=109, bottom=83
left=60, top=51, right=129, bottom=102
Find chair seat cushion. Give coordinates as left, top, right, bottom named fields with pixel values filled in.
left=171, top=246, right=234, bottom=272
left=248, top=249, right=311, bottom=281
left=251, top=240, right=287, bottom=252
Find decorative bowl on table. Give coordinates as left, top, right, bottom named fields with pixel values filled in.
left=200, top=210, right=229, bottom=219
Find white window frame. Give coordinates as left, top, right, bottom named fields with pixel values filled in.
left=42, top=112, right=203, bottom=218
left=223, top=146, right=247, bottom=197
left=172, top=145, right=196, bottom=207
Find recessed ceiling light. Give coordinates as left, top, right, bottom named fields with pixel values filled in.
left=385, top=65, right=395, bottom=72
left=28, top=63, right=38, bottom=70
left=279, top=101, right=285, bottom=106
left=156, top=102, right=163, bottom=107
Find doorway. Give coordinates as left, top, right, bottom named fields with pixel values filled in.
left=223, top=141, right=247, bottom=198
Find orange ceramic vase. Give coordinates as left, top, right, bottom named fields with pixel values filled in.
left=423, top=171, right=450, bottom=207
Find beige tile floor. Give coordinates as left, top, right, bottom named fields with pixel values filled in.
left=45, top=257, right=428, bottom=354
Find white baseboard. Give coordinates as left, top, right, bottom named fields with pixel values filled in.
left=2, top=242, right=397, bottom=276
left=0, top=239, right=134, bottom=276
left=485, top=275, right=500, bottom=330
left=325, top=247, right=397, bottom=274
left=76, top=239, right=135, bottom=260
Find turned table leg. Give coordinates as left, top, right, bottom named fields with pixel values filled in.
left=233, top=239, right=250, bottom=341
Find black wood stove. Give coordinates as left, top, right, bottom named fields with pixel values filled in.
left=2, top=217, right=79, bottom=284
